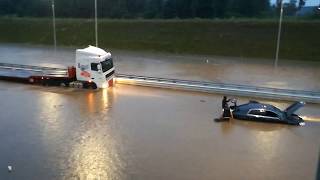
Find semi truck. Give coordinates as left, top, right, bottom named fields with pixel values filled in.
left=0, top=46, right=115, bottom=89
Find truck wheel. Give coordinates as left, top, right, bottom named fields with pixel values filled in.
left=91, top=83, right=97, bottom=89
left=60, top=82, right=66, bottom=87
left=87, top=83, right=97, bottom=89
left=29, top=78, right=34, bottom=84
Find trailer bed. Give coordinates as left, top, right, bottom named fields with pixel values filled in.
left=0, top=63, right=69, bottom=79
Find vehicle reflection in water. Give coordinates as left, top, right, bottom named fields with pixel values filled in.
left=85, top=88, right=114, bottom=113
left=87, top=91, right=96, bottom=113
left=62, top=88, right=124, bottom=179
left=102, top=88, right=110, bottom=107
left=220, top=120, right=234, bottom=135
left=28, top=86, right=123, bottom=179
left=251, top=129, right=281, bottom=163
left=67, top=126, right=120, bottom=179
left=218, top=118, right=293, bottom=174
left=219, top=118, right=286, bottom=135
left=38, top=92, right=64, bottom=134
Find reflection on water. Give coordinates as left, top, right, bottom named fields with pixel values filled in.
left=19, top=86, right=124, bottom=179
left=251, top=127, right=282, bottom=161
left=102, top=88, right=110, bottom=107
left=38, top=92, right=65, bottom=135
left=87, top=92, right=96, bottom=113
left=85, top=89, right=114, bottom=114
left=300, top=116, right=320, bottom=123
left=67, top=128, right=121, bottom=179
left=0, top=82, right=319, bottom=179
left=221, top=118, right=286, bottom=133
left=65, top=88, right=125, bottom=180
left=220, top=120, right=234, bottom=134
left=54, top=88, right=125, bottom=179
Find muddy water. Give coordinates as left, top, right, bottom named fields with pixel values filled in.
left=0, top=44, right=319, bottom=91
left=0, top=82, right=319, bottom=180
left=0, top=44, right=319, bottom=179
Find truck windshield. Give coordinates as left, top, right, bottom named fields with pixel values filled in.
left=100, top=58, right=113, bottom=73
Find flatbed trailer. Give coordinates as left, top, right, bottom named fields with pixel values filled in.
left=0, top=63, right=77, bottom=86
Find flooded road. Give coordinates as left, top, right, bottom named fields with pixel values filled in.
left=0, top=44, right=319, bottom=179
left=0, top=82, right=319, bottom=180
left=0, top=44, right=319, bottom=91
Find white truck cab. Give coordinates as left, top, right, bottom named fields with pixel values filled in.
left=76, top=46, right=115, bottom=89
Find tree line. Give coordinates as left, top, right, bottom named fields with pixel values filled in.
left=0, top=0, right=308, bottom=19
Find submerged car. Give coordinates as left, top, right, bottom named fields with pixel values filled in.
left=219, top=97, right=305, bottom=126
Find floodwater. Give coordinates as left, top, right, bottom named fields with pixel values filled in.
left=0, top=44, right=319, bottom=180
left=0, top=44, right=319, bottom=91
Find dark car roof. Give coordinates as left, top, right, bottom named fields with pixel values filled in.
left=237, top=101, right=282, bottom=113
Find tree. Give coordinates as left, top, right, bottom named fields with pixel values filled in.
left=195, top=0, right=214, bottom=18
left=176, top=0, right=194, bottom=18
left=144, top=0, right=163, bottom=18
left=284, top=0, right=298, bottom=16
left=0, top=0, right=275, bottom=19
left=163, top=0, right=177, bottom=18
left=0, top=0, right=13, bottom=15
left=13, top=0, right=49, bottom=17
left=107, top=0, right=129, bottom=18
left=126, top=0, right=146, bottom=18
left=213, top=0, right=229, bottom=18
left=298, top=0, right=306, bottom=9
left=228, top=0, right=270, bottom=17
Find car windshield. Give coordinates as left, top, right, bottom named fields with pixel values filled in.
left=100, top=58, right=113, bottom=73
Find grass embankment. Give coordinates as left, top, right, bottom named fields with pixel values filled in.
left=0, top=18, right=319, bottom=61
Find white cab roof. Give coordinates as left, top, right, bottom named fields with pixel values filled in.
left=76, top=46, right=109, bottom=56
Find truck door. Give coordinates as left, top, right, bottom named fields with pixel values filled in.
left=90, top=62, right=104, bottom=83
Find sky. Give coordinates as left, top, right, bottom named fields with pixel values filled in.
left=270, top=0, right=319, bottom=6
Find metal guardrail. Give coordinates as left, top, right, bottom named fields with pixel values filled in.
left=0, top=63, right=319, bottom=103
left=115, top=74, right=320, bottom=104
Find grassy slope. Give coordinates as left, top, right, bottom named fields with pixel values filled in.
left=0, top=18, right=319, bottom=61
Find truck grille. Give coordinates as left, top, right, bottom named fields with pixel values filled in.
left=106, top=70, right=115, bottom=79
